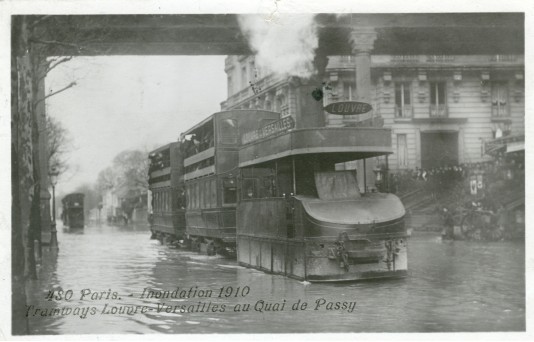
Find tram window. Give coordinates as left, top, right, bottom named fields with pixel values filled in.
left=262, top=176, right=276, bottom=197
left=223, top=178, right=237, bottom=204
left=242, top=178, right=257, bottom=199
left=191, top=184, right=196, bottom=209
left=200, top=124, right=214, bottom=151
left=219, top=119, right=238, bottom=144
left=198, top=182, right=203, bottom=209
left=188, top=187, right=192, bottom=209
left=204, top=181, right=210, bottom=208
left=191, top=183, right=195, bottom=209
left=211, top=179, right=217, bottom=207
left=177, top=187, right=185, bottom=209
left=197, top=183, right=201, bottom=209
left=166, top=191, right=170, bottom=211
left=163, top=191, right=167, bottom=211
left=164, top=191, right=168, bottom=211
left=195, top=183, right=200, bottom=209
left=201, top=181, right=208, bottom=208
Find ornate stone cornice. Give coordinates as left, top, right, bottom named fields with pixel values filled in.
left=349, top=28, right=378, bottom=54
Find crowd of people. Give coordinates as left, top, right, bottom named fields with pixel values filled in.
left=389, top=155, right=524, bottom=204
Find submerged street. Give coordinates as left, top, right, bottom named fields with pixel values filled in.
left=26, top=222, right=525, bottom=334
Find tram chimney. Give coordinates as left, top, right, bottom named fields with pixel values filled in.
left=289, top=46, right=329, bottom=129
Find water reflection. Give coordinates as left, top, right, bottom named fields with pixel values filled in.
left=25, top=224, right=525, bottom=334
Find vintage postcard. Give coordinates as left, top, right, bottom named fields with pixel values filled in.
left=1, top=0, right=531, bottom=340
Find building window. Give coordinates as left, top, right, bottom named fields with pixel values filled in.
left=343, top=84, right=353, bottom=101
left=276, top=94, right=288, bottom=116
left=397, top=134, right=408, bottom=168
left=430, top=82, right=447, bottom=117
left=491, top=82, right=509, bottom=117
left=395, top=82, right=412, bottom=117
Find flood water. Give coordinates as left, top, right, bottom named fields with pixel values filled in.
left=25, top=223, right=525, bottom=334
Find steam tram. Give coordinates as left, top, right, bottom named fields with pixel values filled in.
left=61, top=193, right=85, bottom=228
left=148, top=109, right=408, bottom=281
left=237, top=127, right=407, bottom=281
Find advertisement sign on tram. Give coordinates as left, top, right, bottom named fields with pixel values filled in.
left=241, top=116, right=295, bottom=144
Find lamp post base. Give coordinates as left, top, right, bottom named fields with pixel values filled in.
left=49, top=222, right=59, bottom=251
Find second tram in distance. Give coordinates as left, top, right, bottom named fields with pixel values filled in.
left=61, top=193, right=85, bottom=229
left=148, top=109, right=408, bottom=282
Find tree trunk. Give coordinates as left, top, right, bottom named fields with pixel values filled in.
left=12, top=16, right=37, bottom=335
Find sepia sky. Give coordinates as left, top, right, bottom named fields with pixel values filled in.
left=45, top=56, right=227, bottom=194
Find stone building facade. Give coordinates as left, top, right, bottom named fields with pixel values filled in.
left=221, top=53, right=524, bottom=175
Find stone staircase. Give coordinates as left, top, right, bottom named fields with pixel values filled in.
left=398, top=188, right=442, bottom=231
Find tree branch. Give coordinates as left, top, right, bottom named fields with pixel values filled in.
left=34, top=81, right=77, bottom=106
left=30, top=38, right=84, bottom=51
left=30, top=16, right=52, bottom=29
left=38, top=56, right=73, bottom=81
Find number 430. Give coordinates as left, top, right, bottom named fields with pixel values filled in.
left=45, top=289, right=73, bottom=301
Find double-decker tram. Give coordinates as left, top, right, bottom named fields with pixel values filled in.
left=61, top=193, right=85, bottom=228
left=236, top=126, right=407, bottom=282
left=148, top=108, right=408, bottom=282
left=148, top=142, right=186, bottom=243
left=179, top=110, right=280, bottom=255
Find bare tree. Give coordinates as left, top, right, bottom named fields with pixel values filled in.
left=96, top=167, right=117, bottom=193
left=11, top=16, right=113, bottom=334
left=112, top=150, right=150, bottom=192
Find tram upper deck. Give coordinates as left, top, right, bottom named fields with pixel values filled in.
left=239, top=126, right=393, bottom=168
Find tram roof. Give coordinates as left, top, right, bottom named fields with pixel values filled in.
left=62, top=193, right=85, bottom=202
left=182, top=110, right=281, bottom=136
left=239, top=127, right=393, bottom=167
left=149, top=141, right=179, bottom=155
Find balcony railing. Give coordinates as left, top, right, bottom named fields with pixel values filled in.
left=395, top=105, right=412, bottom=118
left=491, top=103, right=509, bottom=117
left=429, top=104, right=448, bottom=117
left=391, top=55, right=420, bottom=63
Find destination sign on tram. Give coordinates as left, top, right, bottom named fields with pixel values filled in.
left=242, top=116, right=295, bottom=144
left=324, top=101, right=372, bottom=115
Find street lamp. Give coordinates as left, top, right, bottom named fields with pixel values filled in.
left=49, top=169, right=60, bottom=250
